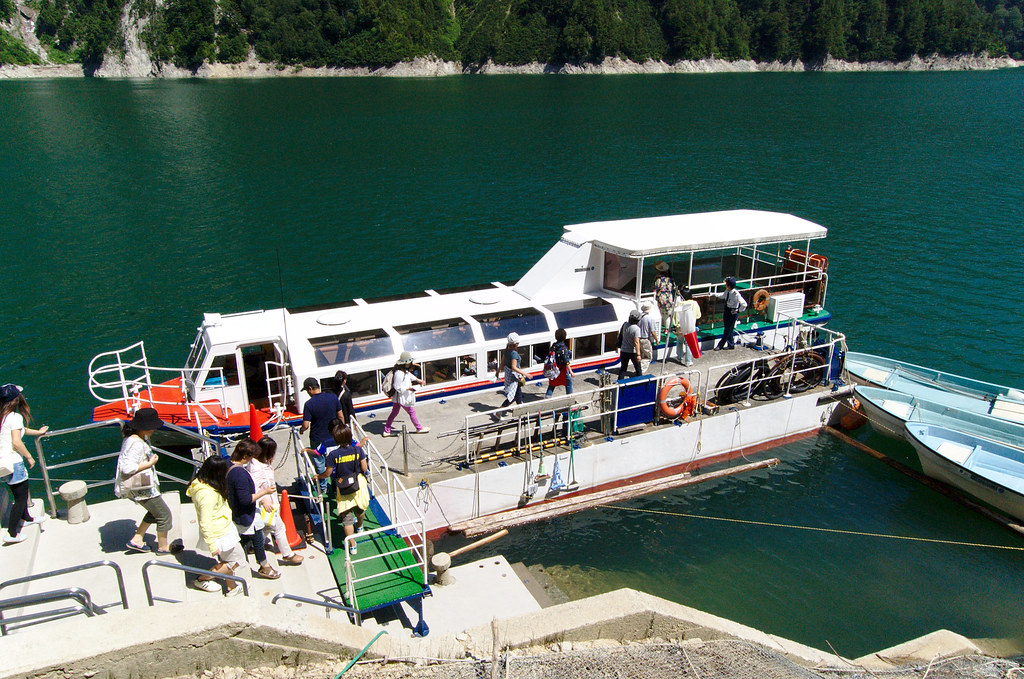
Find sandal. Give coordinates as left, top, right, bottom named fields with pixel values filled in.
left=280, top=554, right=304, bottom=565
left=195, top=579, right=220, bottom=592
left=126, top=541, right=149, bottom=553
left=255, top=565, right=281, bottom=580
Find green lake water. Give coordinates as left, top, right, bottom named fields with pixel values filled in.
left=2, top=71, right=1023, bottom=656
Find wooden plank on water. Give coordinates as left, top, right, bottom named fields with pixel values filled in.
left=449, top=458, right=780, bottom=537
left=822, top=426, right=1024, bottom=537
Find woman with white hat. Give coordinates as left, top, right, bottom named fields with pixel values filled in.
left=497, top=333, right=530, bottom=414
left=383, top=351, right=430, bottom=436
left=0, top=384, right=48, bottom=545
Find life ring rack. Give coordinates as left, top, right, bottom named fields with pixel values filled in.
left=752, top=288, right=771, bottom=312
left=658, top=376, right=697, bottom=419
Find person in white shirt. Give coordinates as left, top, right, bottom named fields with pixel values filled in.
left=0, top=384, right=48, bottom=545
left=715, top=277, right=747, bottom=350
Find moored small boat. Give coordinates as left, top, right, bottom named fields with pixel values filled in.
left=904, top=422, right=1024, bottom=522
left=846, top=352, right=1024, bottom=425
left=855, top=385, right=1024, bottom=448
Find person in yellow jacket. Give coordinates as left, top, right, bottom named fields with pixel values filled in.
left=186, top=456, right=244, bottom=596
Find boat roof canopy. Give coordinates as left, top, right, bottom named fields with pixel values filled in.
left=562, top=209, right=827, bottom=257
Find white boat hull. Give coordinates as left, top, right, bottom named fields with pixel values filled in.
left=907, top=433, right=1024, bottom=523
left=394, top=388, right=845, bottom=536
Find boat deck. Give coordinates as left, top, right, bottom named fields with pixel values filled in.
left=348, top=344, right=831, bottom=484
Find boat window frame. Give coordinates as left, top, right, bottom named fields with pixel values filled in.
left=309, top=328, right=395, bottom=368
left=394, top=317, right=475, bottom=352
left=544, top=298, right=618, bottom=330
left=472, top=307, right=551, bottom=341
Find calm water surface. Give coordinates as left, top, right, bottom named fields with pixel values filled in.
left=2, top=71, right=1023, bottom=656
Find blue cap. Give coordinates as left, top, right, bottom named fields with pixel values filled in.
left=0, top=384, right=23, bottom=403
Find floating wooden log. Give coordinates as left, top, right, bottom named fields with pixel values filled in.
left=449, top=458, right=780, bottom=537
left=822, top=425, right=1024, bottom=537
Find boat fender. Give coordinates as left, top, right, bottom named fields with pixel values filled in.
left=752, top=289, right=770, bottom=312
left=659, top=377, right=696, bottom=419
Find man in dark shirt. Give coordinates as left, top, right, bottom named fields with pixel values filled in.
left=300, top=377, right=342, bottom=492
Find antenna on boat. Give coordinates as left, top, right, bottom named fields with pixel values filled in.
left=277, top=250, right=294, bottom=400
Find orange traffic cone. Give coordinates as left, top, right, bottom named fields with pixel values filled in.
left=248, top=403, right=261, bottom=441
left=279, top=489, right=303, bottom=549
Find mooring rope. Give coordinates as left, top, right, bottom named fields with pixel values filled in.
left=596, top=504, right=1024, bottom=552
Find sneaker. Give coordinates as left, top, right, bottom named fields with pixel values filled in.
left=685, top=361, right=694, bottom=367
left=3, top=533, right=26, bottom=544
left=27, top=514, right=48, bottom=526
left=195, top=579, right=221, bottom=592
left=355, top=525, right=365, bottom=534
left=224, top=584, right=243, bottom=597
left=348, top=542, right=358, bottom=555
left=415, top=426, right=431, bottom=434
left=381, top=430, right=395, bottom=437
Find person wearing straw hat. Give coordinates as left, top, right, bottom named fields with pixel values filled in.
left=0, top=384, right=48, bottom=545
left=383, top=351, right=430, bottom=436
left=118, top=407, right=180, bottom=554
left=652, top=260, right=677, bottom=331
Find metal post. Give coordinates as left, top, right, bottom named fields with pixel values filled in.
left=401, top=424, right=409, bottom=476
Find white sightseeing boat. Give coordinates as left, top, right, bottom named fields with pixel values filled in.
left=85, top=209, right=851, bottom=537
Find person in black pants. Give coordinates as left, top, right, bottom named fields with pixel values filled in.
left=0, top=384, right=49, bottom=545
left=715, top=277, right=747, bottom=350
left=618, top=310, right=643, bottom=377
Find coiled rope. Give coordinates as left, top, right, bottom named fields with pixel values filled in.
left=596, top=504, right=1024, bottom=552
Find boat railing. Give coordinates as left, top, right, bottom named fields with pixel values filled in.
left=285, top=426, right=330, bottom=548
left=141, top=560, right=248, bottom=605
left=264, top=360, right=293, bottom=416
left=680, top=270, right=829, bottom=330
left=350, top=419, right=428, bottom=553
left=88, top=340, right=232, bottom=428
left=34, top=419, right=221, bottom=519
left=342, top=515, right=428, bottom=617
left=456, top=320, right=845, bottom=466
left=0, top=560, right=127, bottom=635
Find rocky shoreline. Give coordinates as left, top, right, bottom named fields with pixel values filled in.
left=1, top=53, right=1020, bottom=79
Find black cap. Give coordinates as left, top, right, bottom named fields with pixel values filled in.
left=0, top=384, right=22, bottom=404
left=302, top=377, right=320, bottom=392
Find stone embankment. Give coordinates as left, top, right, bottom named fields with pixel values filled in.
left=2, top=52, right=1021, bottom=79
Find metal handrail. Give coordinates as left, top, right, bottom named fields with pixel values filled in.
left=35, top=419, right=221, bottom=518
left=271, top=592, right=358, bottom=616
left=0, top=587, right=105, bottom=635
left=0, top=559, right=128, bottom=608
left=141, top=560, right=249, bottom=605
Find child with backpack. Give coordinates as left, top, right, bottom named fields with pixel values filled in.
left=544, top=328, right=574, bottom=397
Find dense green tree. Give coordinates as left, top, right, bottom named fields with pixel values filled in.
left=1, top=29, right=44, bottom=64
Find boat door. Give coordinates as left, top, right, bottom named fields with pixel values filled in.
left=239, top=342, right=292, bottom=411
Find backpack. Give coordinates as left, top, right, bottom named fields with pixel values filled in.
left=615, top=321, right=628, bottom=350
left=382, top=370, right=395, bottom=397
left=554, top=341, right=571, bottom=366
left=543, top=349, right=560, bottom=380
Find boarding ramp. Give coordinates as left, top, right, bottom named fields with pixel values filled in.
left=287, top=424, right=431, bottom=634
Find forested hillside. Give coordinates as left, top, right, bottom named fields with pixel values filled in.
left=3, top=0, right=1022, bottom=69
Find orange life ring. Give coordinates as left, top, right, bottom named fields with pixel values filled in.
left=659, top=377, right=696, bottom=419
left=785, top=248, right=829, bottom=272
left=752, top=289, right=770, bottom=312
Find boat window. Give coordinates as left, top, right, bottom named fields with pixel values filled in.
left=573, top=334, right=603, bottom=359
left=545, top=299, right=618, bottom=329
left=641, top=256, right=689, bottom=297
left=603, top=330, right=619, bottom=353
left=288, top=299, right=358, bottom=315
left=360, top=291, right=431, bottom=304
left=423, top=357, right=458, bottom=385
left=528, top=342, right=551, bottom=368
left=185, top=332, right=208, bottom=373
left=690, top=250, right=745, bottom=287
left=347, top=371, right=378, bottom=398
left=472, top=308, right=550, bottom=341
left=206, top=353, right=239, bottom=387
left=603, top=252, right=638, bottom=293
left=310, top=329, right=393, bottom=368
left=459, top=354, right=479, bottom=378
left=488, top=347, right=527, bottom=372
left=396, top=318, right=474, bottom=352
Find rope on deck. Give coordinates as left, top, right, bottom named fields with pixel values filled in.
left=596, top=504, right=1024, bottom=552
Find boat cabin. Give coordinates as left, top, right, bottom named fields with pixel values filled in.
left=90, top=210, right=831, bottom=431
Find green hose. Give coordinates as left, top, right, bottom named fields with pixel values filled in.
left=333, top=629, right=388, bottom=678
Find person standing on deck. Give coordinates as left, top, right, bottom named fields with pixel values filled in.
left=300, top=377, right=342, bottom=493
left=332, top=370, right=356, bottom=427
left=672, top=288, right=702, bottom=366
left=497, top=333, right=531, bottom=415
left=652, top=261, right=678, bottom=349
left=618, top=310, right=643, bottom=377
left=638, top=301, right=660, bottom=371
left=715, top=277, right=747, bottom=350
left=544, top=328, right=574, bottom=398
left=383, top=352, right=430, bottom=436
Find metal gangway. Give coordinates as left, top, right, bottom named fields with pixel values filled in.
left=288, top=423, right=430, bottom=635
